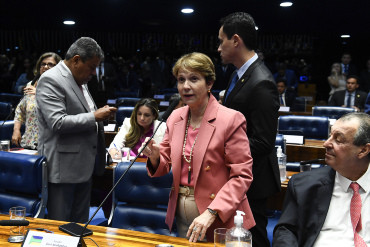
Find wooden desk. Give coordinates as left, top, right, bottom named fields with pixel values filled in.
left=279, top=111, right=312, bottom=116
left=104, top=131, right=117, bottom=148
left=286, top=139, right=325, bottom=162
left=0, top=215, right=212, bottom=247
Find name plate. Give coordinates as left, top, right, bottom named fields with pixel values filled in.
left=153, top=94, right=165, bottom=99
left=284, top=135, right=304, bottom=145
left=22, top=230, right=80, bottom=247
left=278, top=106, right=290, bottom=112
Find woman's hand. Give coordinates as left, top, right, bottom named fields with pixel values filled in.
left=187, top=209, right=217, bottom=242
left=109, top=148, right=122, bottom=159
left=11, top=130, right=22, bottom=147
left=23, top=85, right=36, bottom=95
left=140, top=137, right=160, bottom=166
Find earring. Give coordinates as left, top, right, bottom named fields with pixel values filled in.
left=207, top=89, right=211, bottom=93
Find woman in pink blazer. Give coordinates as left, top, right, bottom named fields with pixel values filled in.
left=142, top=52, right=255, bottom=242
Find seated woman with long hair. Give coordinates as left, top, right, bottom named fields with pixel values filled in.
left=108, top=98, right=167, bottom=159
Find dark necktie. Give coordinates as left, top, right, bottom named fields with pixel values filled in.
left=224, top=73, right=239, bottom=103
left=280, top=94, right=285, bottom=106
left=347, top=93, right=352, bottom=107
left=349, top=182, right=367, bottom=247
left=344, top=64, right=349, bottom=75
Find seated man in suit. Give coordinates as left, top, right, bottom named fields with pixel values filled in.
left=273, top=112, right=370, bottom=246
left=276, top=79, right=296, bottom=108
left=329, top=75, right=368, bottom=111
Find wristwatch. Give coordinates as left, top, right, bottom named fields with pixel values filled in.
left=207, top=208, right=218, bottom=216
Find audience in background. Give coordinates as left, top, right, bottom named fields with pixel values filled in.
left=359, top=58, right=370, bottom=93
left=327, top=62, right=347, bottom=101
left=329, top=75, right=367, bottom=111
left=13, top=57, right=34, bottom=94
left=214, top=58, right=236, bottom=90
left=109, top=98, right=166, bottom=159
left=276, top=79, right=297, bottom=108
left=158, top=93, right=185, bottom=121
left=341, top=52, right=358, bottom=76
left=274, top=62, right=298, bottom=90
left=11, top=52, right=62, bottom=150
left=273, top=112, right=370, bottom=247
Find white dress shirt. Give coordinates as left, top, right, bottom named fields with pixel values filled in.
left=313, top=163, right=370, bottom=246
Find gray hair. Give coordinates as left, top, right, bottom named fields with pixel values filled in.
left=65, top=37, right=104, bottom=62
left=339, top=112, right=370, bottom=147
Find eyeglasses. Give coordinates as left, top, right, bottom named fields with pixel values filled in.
left=40, top=62, right=56, bottom=68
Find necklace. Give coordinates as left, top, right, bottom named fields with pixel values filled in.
left=182, top=114, right=200, bottom=184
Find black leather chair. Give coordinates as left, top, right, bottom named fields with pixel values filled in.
left=109, top=161, right=177, bottom=236
left=0, top=151, right=47, bottom=218
left=278, top=115, right=330, bottom=140
left=312, top=106, right=355, bottom=119
left=116, top=106, right=135, bottom=127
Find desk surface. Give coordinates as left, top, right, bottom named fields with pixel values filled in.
left=0, top=215, right=212, bottom=247
left=286, top=139, right=325, bottom=162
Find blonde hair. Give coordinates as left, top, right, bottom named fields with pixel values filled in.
left=172, top=52, right=216, bottom=83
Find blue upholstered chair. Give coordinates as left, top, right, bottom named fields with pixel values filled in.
left=0, top=120, right=25, bottom=147
left=0, top=93, right=23, bottom=108
left=278, top=115, right=330, bottom=140
left=109, top=162, right=176, bottom=236
left=116, top=97, right=140, bottom=107
left=312, top=106, right=355, bottom=119
left=116, top=106, right=135, bottom=127
left=0, top=151, right=47, bottom=218
left=0, top=101, right=12, bottom=120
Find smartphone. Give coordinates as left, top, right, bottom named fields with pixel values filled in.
left=59, top=222, right=93, bottom=237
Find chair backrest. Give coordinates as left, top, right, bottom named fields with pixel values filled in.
left=291, top=97, right=306, bottom=112
left=278, top=115, right=330, bottom=140
left=109, top=161, right=176, bottom=236
left=116, top=106, right=135, bottom=127
left=116, top=97, right=140, bottom=107
left=0, top=151, right=47, bottom=218
left=0, top=101, right=12, bottom=120
left=0, top=93, right=23, bottom=108
left=275, top=134, right=286, bottom=154
left=312, top=106, right=355, bottom=119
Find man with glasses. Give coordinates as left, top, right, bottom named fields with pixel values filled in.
left=36, top=37, right=117, bottom=223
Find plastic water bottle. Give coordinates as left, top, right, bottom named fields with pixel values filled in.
left=277, top=146, right=287, bottom=182
left=225, top=210, right=252, bottom=247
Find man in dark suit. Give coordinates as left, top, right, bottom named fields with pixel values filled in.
left=36, top=37, right=117, bottom=222
left=276, top=79, right=296, bottom=108
left=273, top=112, right=370, bottom=246
left=341, top=52, right=358, bottom=76
left=329, top=75, right=368, bottom=111
left=218, top=12, right=281, bottom=247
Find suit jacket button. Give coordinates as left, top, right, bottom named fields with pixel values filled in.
left=205, top=165, right=211, bottom=171
left=210, top=193, right=215, bottom=199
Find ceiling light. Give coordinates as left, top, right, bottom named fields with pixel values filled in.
left=280, top=2, right=293, bottom=7
left=181, top=8, right=194, bottom=14
left=63, top=20, right=75, bottom=25
left=255, top=26, right=259, bottom=30
left=341, top=34, right=350, bottom=38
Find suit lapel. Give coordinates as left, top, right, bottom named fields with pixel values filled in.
left=224, top=59, right=261, bottom=106
left=59, top=63, right=91, bottom=112
left=171, top=109, right=188, bottom=187
left=192, top=96, right=217, bottom=184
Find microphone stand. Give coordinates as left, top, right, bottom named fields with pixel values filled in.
left=76, top=118, right=166, bottom=246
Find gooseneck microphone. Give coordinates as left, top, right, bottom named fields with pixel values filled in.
left=62, top=100, right=178, bottom=246
left=0, top=220, right=30, bottom=226
left=299, top=158, right=325, bottom=165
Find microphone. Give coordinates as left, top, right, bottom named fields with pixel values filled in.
left=0, top=220, right=29, bottom=226
left=61, top=112, right=168, bottom=246
left=160, top=98, right=179, bottom=121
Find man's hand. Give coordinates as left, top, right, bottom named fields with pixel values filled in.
left=94, top=105, right=117, bottom=121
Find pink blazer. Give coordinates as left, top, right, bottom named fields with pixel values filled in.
left=147, top=95, right=255, bottom=240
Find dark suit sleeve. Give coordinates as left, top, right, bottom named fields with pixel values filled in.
left=247, top=80, right=279, bottom=156
left=273, top=178, right=299, bottom=247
